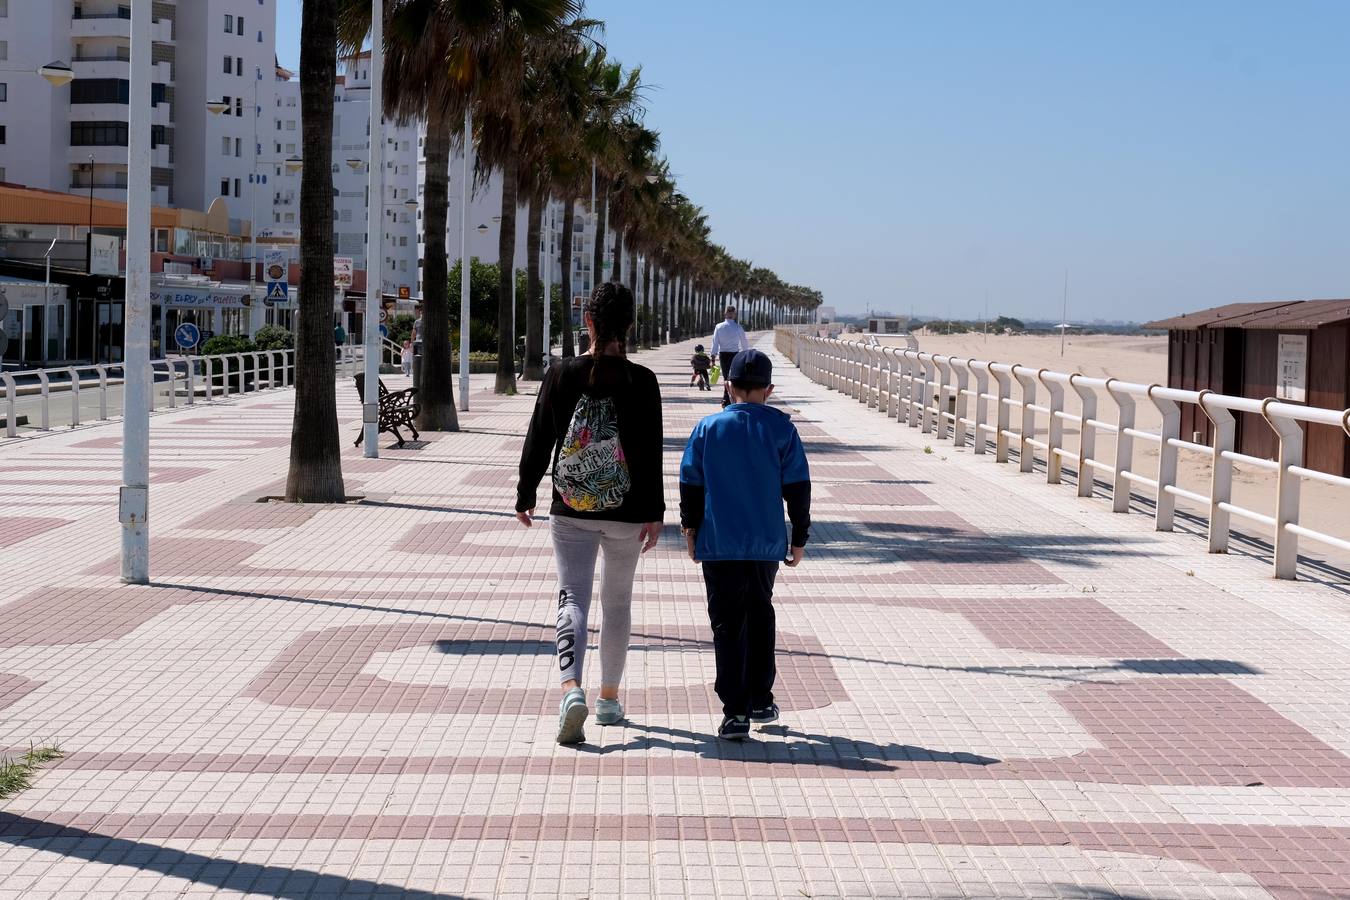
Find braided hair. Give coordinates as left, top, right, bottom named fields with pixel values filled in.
left=585, top=282, right=635, bottom=386
left=587, top=282, right=635, bottom=354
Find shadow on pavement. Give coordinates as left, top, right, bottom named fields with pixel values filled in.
left=0, top=814, right=464, bottom=899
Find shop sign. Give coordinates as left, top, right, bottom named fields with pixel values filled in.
left=151, top=288, right=251, bottom=308
left=1277, top=334, right=1308, bottom=403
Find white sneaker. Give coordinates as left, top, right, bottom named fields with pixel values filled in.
left=595, top=698, right=624, bottom=725
left=557, top=687, right=588, bottom=745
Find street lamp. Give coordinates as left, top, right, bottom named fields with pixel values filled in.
left=38, top=61, right=75, bottom=87
left=346, top=158, right=364, bottom=172
left=207, top=74, right=269, bottom=306
left=476, top=224, right=488, bottom=235
left=284, top=155, right=303, bottom=174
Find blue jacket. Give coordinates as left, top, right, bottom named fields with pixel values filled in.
left=679, top=403, right=811, bottom=562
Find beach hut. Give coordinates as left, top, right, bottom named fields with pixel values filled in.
left=1145, top=300, right=1350, bottom=476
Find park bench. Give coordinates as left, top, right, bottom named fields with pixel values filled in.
left=354, top=373, right=420, bottom=448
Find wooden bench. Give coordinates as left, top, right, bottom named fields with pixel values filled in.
left=354, top=374, right=420, bottom=448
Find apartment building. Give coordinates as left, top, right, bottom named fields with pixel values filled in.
left=0, top=0, right=275, bottom=219
left=263, top=54, right=420, bottom=298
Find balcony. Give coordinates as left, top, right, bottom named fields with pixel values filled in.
left=68, top=145, right=126, bottom=166
left=151, top=18, right=173, bottom=43
left=68, top=102, right=130, bottom=123
left=72, top=55, right=130, bottom=81
left=71, top=14, right=132, bottom=41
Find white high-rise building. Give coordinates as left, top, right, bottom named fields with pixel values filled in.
left=265, top=53, right=420, bottom=297
left=0, top=0, right=277, bottom=216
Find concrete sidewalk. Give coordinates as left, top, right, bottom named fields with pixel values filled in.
left=1, top=336, right=1349, bottom=898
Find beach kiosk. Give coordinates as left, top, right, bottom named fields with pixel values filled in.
left=1146, top=300, right=1350, bottom=477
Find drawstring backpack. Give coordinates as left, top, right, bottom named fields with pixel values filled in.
left=554, top=394, right=631, bottom=512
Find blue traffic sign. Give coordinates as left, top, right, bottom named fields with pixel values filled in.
left=174, top=322, right=201, bottom=351
left=378, top=324, right=389, bottom=339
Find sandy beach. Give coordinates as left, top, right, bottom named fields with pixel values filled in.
left=839, top=330, right=1349, bottom=574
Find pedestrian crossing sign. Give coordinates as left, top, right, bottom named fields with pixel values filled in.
left=266, top=282, right=288, bottom=302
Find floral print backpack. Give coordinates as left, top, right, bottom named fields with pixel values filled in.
left=553, top=395, right=631, bottom=512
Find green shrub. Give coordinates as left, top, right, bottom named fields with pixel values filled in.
left=252, top=325, right=294, bottom=351
left=201, top=334, right=256, bottom=356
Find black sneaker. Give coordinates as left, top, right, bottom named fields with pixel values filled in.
left=717, top=715, right=751, bottom=740
left=748, top=703, right=779, bottom=724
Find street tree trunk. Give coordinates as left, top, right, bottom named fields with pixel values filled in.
left=522, top=191, right=544, bottom=380
left=611, top=220, right=624, bottom=284
left=559, top=196, right=575, bottom=356
left=641, top=257, right=653, bottom=348
left=285, top=0, right=345, bottom=503
left=495, top=153, right=518, bottom=394
left=416, top=103, right=458, bottom=430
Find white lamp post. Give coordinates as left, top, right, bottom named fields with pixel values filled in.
left=458, top=107, right=474, bottom=411
left=120, top=1, right=151, bottom=583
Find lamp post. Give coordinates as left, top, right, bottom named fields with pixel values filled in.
left=458, top=107, right=473, bottom=411
left=120, top=1, right=151, bottom=583
left=361, top=0, right=385, bottom=455
left=207, top=64, right=266, bottom=313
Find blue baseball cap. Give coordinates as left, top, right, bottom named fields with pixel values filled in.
left=728, top=349, right=773, bottom=387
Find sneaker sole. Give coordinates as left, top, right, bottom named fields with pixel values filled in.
left=594, top=712, right=623, bottom=726
left=718, top=730, right=749, bottom=741
left=557, top=703, right=587, bottom=745
left=749, top=712, right=779, bottom=724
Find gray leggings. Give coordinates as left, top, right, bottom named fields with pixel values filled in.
left=551, top=516, right=644, bottom=687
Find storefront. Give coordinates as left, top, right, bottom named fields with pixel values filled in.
left=151, top=278, right=264, bottom=353
left=0, top=277, right=71, bottom=367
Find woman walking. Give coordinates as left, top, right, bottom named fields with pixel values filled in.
left=516, top=283, right=664, bottom=744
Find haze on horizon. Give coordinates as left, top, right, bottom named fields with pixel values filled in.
left=276, top=0, right=1350, bottom=323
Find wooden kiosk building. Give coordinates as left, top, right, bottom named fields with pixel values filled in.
left=1145, top=300, right=1350, bottom=476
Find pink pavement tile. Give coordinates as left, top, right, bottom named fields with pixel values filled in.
left=0, top=516, right=71, bottom=548
left=0, top=673, right=42, bottom=711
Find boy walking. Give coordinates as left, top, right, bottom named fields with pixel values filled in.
left=690, top=344, right=712, bottom=390
left=679, top=349, right=811, bottom=740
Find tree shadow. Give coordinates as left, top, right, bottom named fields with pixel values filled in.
left=811, top=518, right=1154, bottom=568
left=0, top=813, right=464, bottom=899
left=355, top=499, right=521, bottom=518
left=571, top=720, right=999, bottom=772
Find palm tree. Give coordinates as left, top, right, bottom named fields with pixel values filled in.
left=285, top=0, right=346, bottom=503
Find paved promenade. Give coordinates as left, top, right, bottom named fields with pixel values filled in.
left=2, top=336, right=1350, bottom=898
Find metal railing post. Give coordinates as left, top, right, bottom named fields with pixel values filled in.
left=97, top=366, right=109, bottom=418
left=68, top=367, right=81, bottom=426
left=1107, top=380, right=1136, bottom=513
left=1263, top=400, right=1304, bottom=580
left=1150, top=387, right=1181, bottom=532
left=1013, top=368, right=1038, bottom=473
left=972, top=361, right=990, bottom=455
left=1199, top=392, right=1234, bottom=553
left=203, top=356, right=214, bottom=402
left=952, top=359, right=970, bottom=448
left=2, top=373, right=16, bottom=437
left=934, top=357, right=953, bottom=441
left=35, top=370, right=51, bottom=430
left=992, top=365, right=1011, bottom=462
left=1070, top=375, right=1097, bottom=497
left=919, top=357, right=938, bottom=434
left=1041, top=371, right=1066, bottom=484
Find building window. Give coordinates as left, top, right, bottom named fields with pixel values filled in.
left=233, top=178, right=240, bottom=197
left=221, top=136, right=230, bottom=155
left=222, top=95, right=232, bottom=115
left=0, top=83, right=6, bottom=102
left=257, top=31, right=263, bottom=43
left=235, top=97, right=242, bottom=116
left=71, top=121, right=129, bottom=146
left=0, top=1, right=7, bottom=17
left=71, top=78, right=130, bottom=104
left=237, top=15, right=245, bottom=36
left=235, top=137, right=242, bottom=157
left=0, top=41, right=7, bottom=61
left=223, top=55, right=231, bottom=74
left=224, top=13, right=233, bottom=33
left=221, top=179, right=230, bottom=197
left=151, top=82, right=165, bottom=106
left=284, top=213, right=294, bottom=223
left=285, top=143, right=296, bottom=154
left=236, top=57, right=243, bottom=77
left=285, top=120, right=295, bottom=131
left=0, top=126, right=5, bottom=144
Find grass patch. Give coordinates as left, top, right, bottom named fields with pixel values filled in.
left=0, top=744, right=62, bottom=800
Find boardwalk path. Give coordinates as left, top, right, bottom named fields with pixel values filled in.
left=1, top=336, right=1349, bottom=898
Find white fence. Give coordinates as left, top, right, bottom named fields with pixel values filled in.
left=780, top=329, right=1350, bottom=580
left=2, top=350, right=297, bottom=439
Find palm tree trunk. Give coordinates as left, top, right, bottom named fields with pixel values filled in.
left=415, top=104, right=458, bottom=431
left=495, top=152, right=518, bottom=394
left=522, top=191, right=544, bottom=380
left=641, top=258, right=653, bottom=349
left=611, top=219, right=624, bottom=284
left=559, top=196, right=575, bottom=356
left=591, top=186, right=608, bottom=287
left=285, top=0, right=345, bottom=504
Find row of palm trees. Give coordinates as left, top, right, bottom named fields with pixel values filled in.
left=285, top=0, right=822, bottom=502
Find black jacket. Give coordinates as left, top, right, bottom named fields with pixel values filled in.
left=516, top=354, right=665, bottom=523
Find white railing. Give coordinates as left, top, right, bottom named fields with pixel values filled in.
left=780, top=329, right=1350, bottom=580
left=2, top=350, right=297, bottom=440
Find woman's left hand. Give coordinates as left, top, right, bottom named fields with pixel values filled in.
left=638, top=522, right=663, bottom=553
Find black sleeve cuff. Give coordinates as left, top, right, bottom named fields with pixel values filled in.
left=783, top=480, right=811, bottom=547
left=679, top=482, right=705, bottom=530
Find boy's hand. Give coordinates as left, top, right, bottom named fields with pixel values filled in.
left=639, top=522, right=663, bottom=553
left=684, top=528, right=698, bottom=562
left=786, top=546, right=805, bottom=567
left=515, top=508, right=534, bottom=528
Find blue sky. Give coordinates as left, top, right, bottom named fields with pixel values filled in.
left=276, top=1, right=1350, bottom=321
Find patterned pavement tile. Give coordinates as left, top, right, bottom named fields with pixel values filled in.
left=1, top=340, right=1349, bottom=897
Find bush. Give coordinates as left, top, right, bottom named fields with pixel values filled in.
left=252, top=325, right=294, bottom=351
left=388, top=313, right=415, bottom=346
left=201, top=334, right=256, bottom=356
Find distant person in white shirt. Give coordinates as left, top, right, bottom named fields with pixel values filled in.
left=710, top=306, right=750, bottom=408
